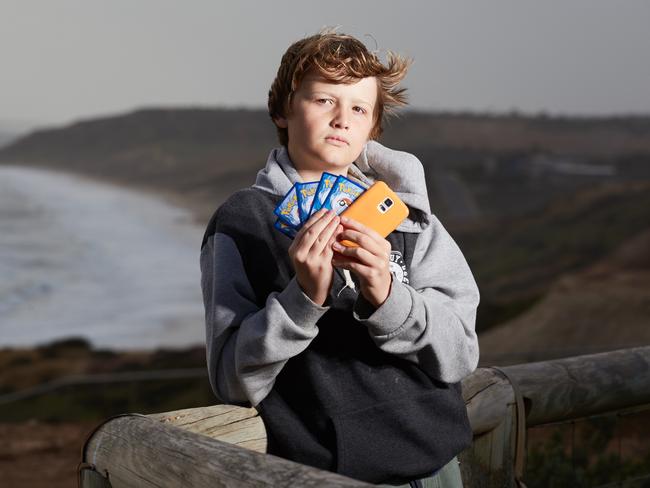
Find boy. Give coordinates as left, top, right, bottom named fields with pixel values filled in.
left=200, top=30, right=480, bottom=487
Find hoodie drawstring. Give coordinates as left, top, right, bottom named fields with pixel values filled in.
left=337, top=269, right=356, bottom=297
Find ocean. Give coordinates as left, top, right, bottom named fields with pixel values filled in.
left=0, top=166, right=206, bottom=350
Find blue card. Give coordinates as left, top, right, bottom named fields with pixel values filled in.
left=274, top=218, right=298, bottom=239
left=273, top=185, right=302, bottom=228
left=310, top=172, right=338, bottom=216
left=296, top=181, right=320, bottom=223
left=321, top=175, right=366, bottom=215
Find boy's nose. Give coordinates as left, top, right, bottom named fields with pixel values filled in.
left=331, top=111, right=350, bottom=130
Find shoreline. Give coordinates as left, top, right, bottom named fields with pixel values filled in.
left=0, top=160, right=223, bottom=226
left=0, top=165, right=207, bottom=351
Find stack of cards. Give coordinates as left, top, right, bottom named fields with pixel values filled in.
left=274, top=172, right=367, bottom=239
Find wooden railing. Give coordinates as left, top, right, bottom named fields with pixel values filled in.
left=78, top=346, right=650, bottom=487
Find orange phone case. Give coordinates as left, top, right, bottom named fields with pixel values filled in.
left=339, top=181, right=409, bottom=247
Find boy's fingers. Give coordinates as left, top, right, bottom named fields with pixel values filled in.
left=333, top=243, right=376, bottom=267
left=295, top=210, right=335, bottom=247
left=296, top=208, right=329, bottom=236
left=307, top=208, right=330, bottom=223
left=331, top=256, right=368, bottom=277
left=312, top=215, right=341, bottom=256
left=336, top=229, right=386, bottom=257
left=339, top=215, right=384, bottom=242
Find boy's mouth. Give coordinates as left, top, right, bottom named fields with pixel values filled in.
left=326, top=136, right=349, bottom=145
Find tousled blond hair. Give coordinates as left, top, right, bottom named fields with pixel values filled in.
left=268, top=30, right=411, bottom=145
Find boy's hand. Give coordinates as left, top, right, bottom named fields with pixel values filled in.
left=288, top=209, right=341, bottom=306
left=330, top=216, right=393, bottom=308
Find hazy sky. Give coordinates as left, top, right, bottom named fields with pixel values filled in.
left=2, top=1, right=649, bottom=128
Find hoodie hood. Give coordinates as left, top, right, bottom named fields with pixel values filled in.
left=253, top=141, right=431, bottom=232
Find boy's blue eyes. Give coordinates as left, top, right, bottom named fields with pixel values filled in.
left=315, top=99, right=367, bottom=114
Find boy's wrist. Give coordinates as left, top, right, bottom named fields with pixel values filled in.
left=277, top=278, right=330, bottom=327
left=296, top=278, right=328, bottom=307
left=354, top=278, right=412, bottom=333
left=360, top=273, right=392, bottom=309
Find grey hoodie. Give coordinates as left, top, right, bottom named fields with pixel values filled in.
left=200, top=140, right=480, bottom=408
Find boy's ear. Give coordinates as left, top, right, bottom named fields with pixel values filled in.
left=274, top=116, right=288, bottom=129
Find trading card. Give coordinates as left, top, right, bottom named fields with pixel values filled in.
left=321, top=175, right=367, bottom=215
left=296, top=181, right=320, bottom=223
left=273, top=185, right=302, bottom=229
left=309, top=172, right=338, bottom=216
left=274, top=218, right=298, bottom=239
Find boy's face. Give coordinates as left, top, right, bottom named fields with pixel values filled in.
left=275, top=73, right=377, bottom=177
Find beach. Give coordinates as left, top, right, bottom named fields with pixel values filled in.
left=0, top=165, right=206, bottom=349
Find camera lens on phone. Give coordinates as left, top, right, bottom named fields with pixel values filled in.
left=384, top=198, right=393, bottom=208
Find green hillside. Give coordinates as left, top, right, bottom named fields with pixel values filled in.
left=457, top=181, right=650, bottom=331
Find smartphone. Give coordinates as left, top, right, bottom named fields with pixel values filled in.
left=339, top=181, right=409, bottom=247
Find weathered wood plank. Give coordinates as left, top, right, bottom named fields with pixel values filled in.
left=79, top=467, right=112, bottom=488
left=459, top=406, right=516, bottom=488
left=148, top=404, right=267, bottom=453
left=462, top=368, right=514, bottom=435
left=499, top=346, right=650, bottom=426
left=82, top=414, right=374, bottom=488
left=149, top=404, right=258, bottom=427
left=82, top=348, right=650, bottom=488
